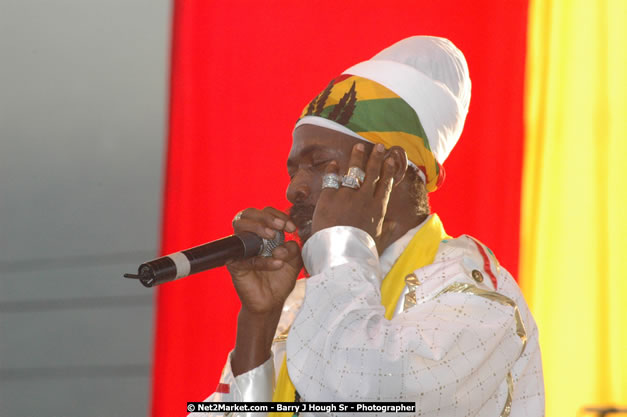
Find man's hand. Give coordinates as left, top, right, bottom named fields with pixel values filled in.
left=227, top=207, right=303, bottom=376
left=311, top=142, right=396, bottom=244
left=227, top=206, right=302, bottom=315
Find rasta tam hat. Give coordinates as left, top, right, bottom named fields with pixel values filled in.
left=294, top=36, right=471, bottom=192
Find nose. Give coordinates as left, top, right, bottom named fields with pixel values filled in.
left=286, top=171, right=312, bottom=204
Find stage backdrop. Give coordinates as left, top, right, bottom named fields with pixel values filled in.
left=152, top=2, right=529, bottom=416
left=521, top=1, right=627, bottom=416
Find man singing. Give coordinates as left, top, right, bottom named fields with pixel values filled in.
left=197, top=36, right=544, bottom=416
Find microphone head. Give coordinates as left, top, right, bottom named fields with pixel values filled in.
left=259, top=231, right=285, bottom=257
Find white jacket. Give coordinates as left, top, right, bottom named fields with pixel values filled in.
left=196, top=215, right=545, bottom=417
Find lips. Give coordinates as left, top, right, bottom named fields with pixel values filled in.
left=289, top=205, right=315, bottom=242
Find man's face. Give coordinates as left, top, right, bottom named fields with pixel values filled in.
left=286, top=124, right=370, bottom=243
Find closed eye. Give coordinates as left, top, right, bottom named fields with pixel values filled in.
left=313, top=160, right=332, bottom=168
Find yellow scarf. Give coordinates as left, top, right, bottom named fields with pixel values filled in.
left=269, top=214, right=449, bottom=415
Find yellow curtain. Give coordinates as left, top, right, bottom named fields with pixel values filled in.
left=521, top=1, right=627, bottom=416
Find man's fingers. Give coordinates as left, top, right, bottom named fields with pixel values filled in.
left=272, top=246, right=288, bottom=259
left=233, top=207, right=296, bottom=236
left=271, top=241, right=303, bottom=272
left=253, top=256, right=284, bottom=270
left=347, top=142, right=367, bottom=172
left=319, top=161, right=340, bottom=197
left=233, top=217, right=277, bottom=239
left=363, top=143, right=386, bottom=194
left=374, top=157, right=396, bottom=202
left=262, top=207, right=297, bottom=232
left=227, top=256, right=284, bottom=276
left=230, top=240, right=302, bottom=274
left=236, top=207, right=257, bottom=220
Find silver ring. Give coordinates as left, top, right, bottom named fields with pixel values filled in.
left=232, top=210, right=244, bottom=226
left=347, top=166, right=366, bottom=183
left=322, top=173, right=341, bottom=190
left=341, top=174, right=361, bottom=189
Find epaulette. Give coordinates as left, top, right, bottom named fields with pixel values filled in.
left=465, top=236, right=501, bottom=290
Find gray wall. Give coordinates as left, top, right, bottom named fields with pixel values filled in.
left=0, top=1, right=169, bottom=416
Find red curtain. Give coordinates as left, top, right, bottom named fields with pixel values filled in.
left=152, top=1, right=529, bottom=416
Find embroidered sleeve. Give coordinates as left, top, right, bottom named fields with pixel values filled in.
left=190, top=352, right=274, bottom=417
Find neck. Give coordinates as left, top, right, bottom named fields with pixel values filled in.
left=376, top=212, right=429, bottom=255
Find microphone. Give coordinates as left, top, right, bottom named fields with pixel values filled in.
left=123, top=231, right=284, bottom=287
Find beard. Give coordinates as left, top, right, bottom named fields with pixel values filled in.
left=289, top=204, right=315, bottom=245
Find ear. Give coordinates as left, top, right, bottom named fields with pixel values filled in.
left=385, top=146, right=408, bottom=186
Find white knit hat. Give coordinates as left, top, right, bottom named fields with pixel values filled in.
left=296, top=36, right=471, bottom=167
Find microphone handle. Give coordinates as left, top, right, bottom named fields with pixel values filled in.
left=132, top=232, right=263, bottom=287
